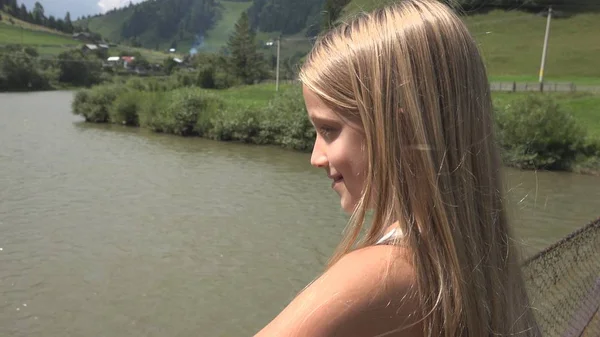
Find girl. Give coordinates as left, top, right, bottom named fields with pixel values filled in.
left=256, top=0, right=541, bottom=336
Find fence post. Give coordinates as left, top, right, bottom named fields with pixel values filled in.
left=513, top=82, right=516, bottom=92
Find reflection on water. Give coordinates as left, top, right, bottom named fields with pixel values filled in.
left=0, top=91, right=598, bottom=336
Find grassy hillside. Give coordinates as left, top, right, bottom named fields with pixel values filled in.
left=0, top=11, right=74, bottom=36
left=77, top=0, right=316, bottom=58
left=72, top=0, right=599, bottom=84
left=466, top=10, right=600, bottom=83
left=0, top=12, right=80, bottom=55
left=0, top=11, right=179, bottom=63
left=199, top=1, right=253, bottom=53
left=340, top=1, right=600, bottom=83
left=78, top=8, right=134, bottom=46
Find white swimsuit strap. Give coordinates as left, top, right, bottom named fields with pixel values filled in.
left=376, top=227, right=403, bottom=245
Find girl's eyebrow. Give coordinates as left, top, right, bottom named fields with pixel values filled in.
left=309, top=115, right=340, bottom=126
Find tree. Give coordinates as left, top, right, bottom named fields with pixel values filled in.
left=57, top=49, right=101, bottom=87
left=7, top=0, right=18, bottom=16
left=32, top=1, right=45, bottom=25
left=0, top=47, right=49, bottom=91
left=226, top=12, right=267, bottom=84
left=19, top=4, right=28, bottom=21
left=47, top=15, right=56, bottom=29
left=64, top=12, right=73, bottom=33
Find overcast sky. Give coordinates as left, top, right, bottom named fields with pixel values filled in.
left=17, top=0, right=146, bottom=20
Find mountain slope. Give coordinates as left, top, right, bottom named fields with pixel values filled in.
left=77, top=0, right=324, bottom=53
left=78, top=0, right=221, bottom=51
left=0, top=10, right=180, bottom=62
left=0, top=11, right=79, bottom=55
left=339, top=0, right=600, bottom=81
left=197, top=1, right=253, bottom=53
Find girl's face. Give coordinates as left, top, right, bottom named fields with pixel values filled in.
left=303, top=86, right=367, bottom=213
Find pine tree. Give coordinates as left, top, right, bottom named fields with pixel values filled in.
left=64, top=12, right=73, bottom=33
left=226, top=12, right=266, bottom=84
left=32, top=1, right=45, bottom=25
left=19, top=4, right=28, bottom=21
left=8, top=0, right=18, bottom=16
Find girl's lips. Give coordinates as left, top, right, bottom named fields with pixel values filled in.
left=332, top=177, right=343, bottom=188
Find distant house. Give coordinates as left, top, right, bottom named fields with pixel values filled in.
left=73, top=32, right=92, bottom=40
left=82, top=44, right=109, bottom=51
left=82, top=44, right=98, bottom=52
left=121, top=56, right=135, bottom=69
left=103, top=56, right=121, bottom=68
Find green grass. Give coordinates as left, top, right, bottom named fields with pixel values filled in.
left=200, top=1, right=254, bottom=53
left=1, top=11, right=179, bottom=62
left=217, top=84, right=600, bottom=142
left=77, top=0, right=254, bottom=54
left=218, top=84, right=600, bottom=142
left=466, top=10, right=600, bottom=81
left=78, top=8, right=134, bottom=46
left=0, top=22, right=79, bottom=48
left=206, top=83, right=295, bottom=108
left=340, top=1, right=600, bottom=84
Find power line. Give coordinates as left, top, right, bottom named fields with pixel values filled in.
left=0, top=52, right=106, bottom=65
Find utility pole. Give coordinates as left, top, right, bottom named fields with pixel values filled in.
left=276, top=35, right=281, bottom=92
left=539, top=6, right=552, bottom=92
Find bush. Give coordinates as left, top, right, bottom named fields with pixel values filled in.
left=206, top=107, right=261, bottom=143
left=213, top=68, right=240, bottom=89
left=137, top=88, right=224, bottom=136
left=72, top=89, right=90, bottom=116
left=72, top=85, right=124, bottom=122
left=494, top=94, right=587, bottom=170
left=109, top=90, right=141, bottom=126
left=0, top=50, right=50, bottom=91
left=137, top=91, right=170, bottom=131
left=259, top=87, right=315, bottom=151
left=57, top=49, right=101, bottom=87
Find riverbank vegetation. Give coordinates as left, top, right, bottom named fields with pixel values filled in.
left=71, top=78, right=600, bottom=174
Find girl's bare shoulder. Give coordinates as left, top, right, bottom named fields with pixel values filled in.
left=255, top=245, right=422, bottom=337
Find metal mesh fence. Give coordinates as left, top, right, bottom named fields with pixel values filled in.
left=521, top=217, right=600, bottom=337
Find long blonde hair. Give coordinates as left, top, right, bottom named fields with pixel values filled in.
left=299, top=0, right=540, bottom=336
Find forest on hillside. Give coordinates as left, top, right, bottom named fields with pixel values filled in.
left=73, top=0, right=598, bottom=50
left=0, top=0, right=75, bottom=34
left=120, top=0, right=220, bottom=42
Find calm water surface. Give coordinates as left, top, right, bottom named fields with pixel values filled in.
left=1, top=91, right=599, bottom=336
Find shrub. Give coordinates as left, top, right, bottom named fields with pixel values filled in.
left=72, top=85, right=124, bottom=123
left=260, top=87, right=315, bottom=151
left=213, top=68, right=241, bottom=89
left=109, top=90, right=141, bottom=126
left=494, top=94, right=587, bottom=170
left=72, top=89, right=90, bottom=116
left=0, top=50, right=50, bottom=91
left=140, top=88, right=224, bottom=136
left=57, top=49, right=101, bottom=87
left=137, top=91, right=169, bottom=131
left=206, top=107, right=261, bottom=143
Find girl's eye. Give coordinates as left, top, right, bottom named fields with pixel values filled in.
left=318, top=126, right=337, bottom=140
